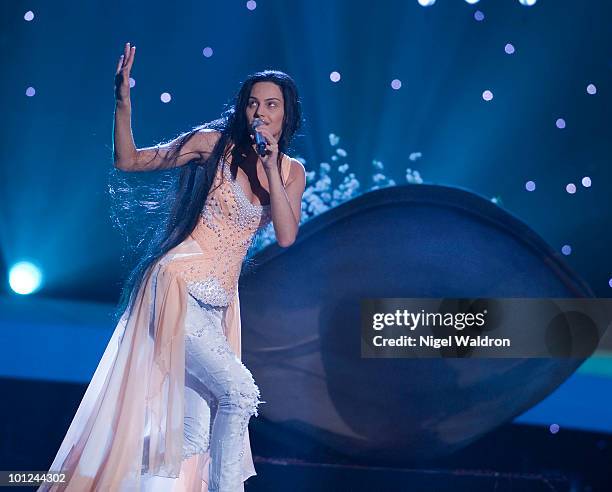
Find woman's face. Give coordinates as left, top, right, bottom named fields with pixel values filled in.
left=245, top=81, right=285, bottom=141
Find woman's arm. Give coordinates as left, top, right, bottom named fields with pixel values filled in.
left=265, top=158, right=306, bottom=247
left=112, top=42, right=219, bottom=172
left=113, top=42, right=138, bottom=170
left=114, top=119, right=220, bottom=172
left=250, top=124, right=306, bottom=247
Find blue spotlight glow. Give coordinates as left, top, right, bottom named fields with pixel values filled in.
left=8, top=261, right=43, bottom=295
left=417, top=0, right=436, bottom=6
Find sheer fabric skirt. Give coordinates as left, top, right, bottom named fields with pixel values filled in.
left=36, top=235, right=260, bottom=491
left=141, top=292, right=261, bottom=492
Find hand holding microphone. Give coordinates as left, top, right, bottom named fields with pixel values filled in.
left=250, top=118, right=279, bottom=168
left=251, top=118, right=268, bottom=157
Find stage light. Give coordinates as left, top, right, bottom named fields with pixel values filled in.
left=519, top=0, right=538, bottom=5
left=330, top=71, right=341, bottom=83
left=129, top=77, right=135, bottom=88
left=24, top=11, right=34, bottom=21
left=474, top=10, right=485, bottom=21
left=465, top=0, right=480, bottom=4
left=525, top=181, right=536, bottom=192
left=160, top=92, right=172, bottom=103
left=8, top=261, right=43, bottom=295
left=202, top=47, right=214, bottom=58
left=391, top=79, right=402, bottom=90
left=25, top=87, right=36, bottom=97
left=566, top=183, right=577, bottom=194
left=482, top=90, right=493, bottom=101
left=581, top=177, right=592, bottom=188
left=586, top=83, right=597, bottom=95
left=246, top=0, right=257, bottom=10
left=505, top=43, right=515, bottom=54
left=556, top=118, right=566, bottom=129
left=417, top=0, right=436, bottom=7
left=549, top=423, right=560, bottom=434
left=561, top=245, right=572, bottom=256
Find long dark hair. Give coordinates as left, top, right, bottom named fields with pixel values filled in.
left=108, top=70, right=302, bottom=323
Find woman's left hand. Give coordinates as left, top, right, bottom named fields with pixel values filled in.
left=250, top=126, right=279, bottom=170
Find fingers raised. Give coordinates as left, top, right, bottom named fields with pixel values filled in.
left=126, top=46, right=135, bottom=71
left=116, top=43, right=135, bottom=78
left=115, top=54, right=124, bottom=75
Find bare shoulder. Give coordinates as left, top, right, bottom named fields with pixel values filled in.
left=286, top=156, right=306, bottom=186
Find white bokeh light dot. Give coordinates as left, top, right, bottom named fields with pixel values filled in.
left=330, top=71, right=341, bottom=83
left=586, top=84, right=597, bottom=95
left=525, top=180, right=536, bottom=192
left=202, top=47, right=213, bottom=58
left=417, top=0, right=436, bottom=6
left=556, top=118, right=566, bottom=129
left=609, top=278, right=612, bottom=289
left=391, top=79, right=402, bottom=90
left=505, top=43, right=515, bottom=54
left=129, top=77, right=135, bottom=88
left=566, top=183, right=576, bottom=194
left=581, top=176, right=591, bottom=187
left=246, top=0, right=257, bottom=10
left=549, top=424, right=560, bottom=434
left=519, top=0, right=538, bottom=5
left=482, top=90, right=493, bottom=101
left=561, top=245, right=572, bottom=256
left=24, top=11, right=34, bottom=21
left=474, top=10, right=485, bottom=21
left=25, top=86, right=36, bottom=97
left=160, top=92, right=172, bottom=103
left=465, top=0, right=480, bottom=3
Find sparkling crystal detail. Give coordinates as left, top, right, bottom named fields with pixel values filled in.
left=181, top=157, right=284, bottom=304
left=186, top=277, right=231, bottom=307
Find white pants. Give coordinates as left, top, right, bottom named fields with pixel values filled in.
left=184, top=293, right=261, bottom=490
left=141, top=293, right=261, bottom=492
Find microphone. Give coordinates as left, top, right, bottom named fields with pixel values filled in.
left=251, top=118, right=268, bottom=157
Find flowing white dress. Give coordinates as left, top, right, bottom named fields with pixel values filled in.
left=38, top=154, right=291, bottom=491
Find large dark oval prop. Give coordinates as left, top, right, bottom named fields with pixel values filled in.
left=239, top=184, right=595, bottom=462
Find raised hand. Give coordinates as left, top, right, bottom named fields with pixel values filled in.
left=250, top=125, right=279, bottom=170
left=114, top=42, right=136, bottom=104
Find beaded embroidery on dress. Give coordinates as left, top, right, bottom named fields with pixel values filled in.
left=38, top=153, right=291, bottom=491
left=182, top=157, right=273, bottom=308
